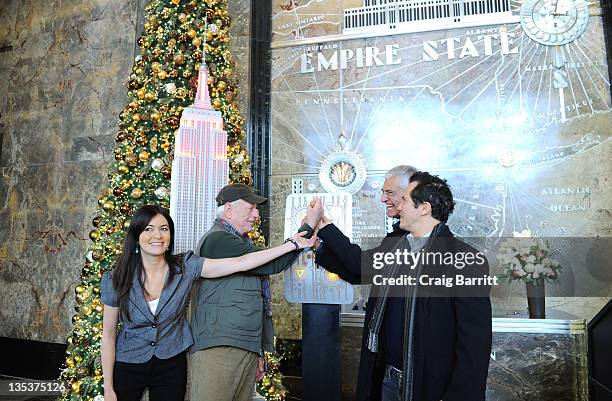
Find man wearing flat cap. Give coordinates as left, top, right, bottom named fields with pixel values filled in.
left=189, top=183, right=319, bottom=401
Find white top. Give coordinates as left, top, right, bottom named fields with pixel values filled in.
left=148, top=298, right=159, bottom=315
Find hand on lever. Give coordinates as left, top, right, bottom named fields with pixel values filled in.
left=304, top=197, right=324, bottom=229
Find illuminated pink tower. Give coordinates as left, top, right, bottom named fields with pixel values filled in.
left=170, top=61, right=228, bottom=253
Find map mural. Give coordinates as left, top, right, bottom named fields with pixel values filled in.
left=268, top=0, right=611, bottom=316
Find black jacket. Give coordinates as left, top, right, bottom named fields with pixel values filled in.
left=315, top=223, right=492, bottom=401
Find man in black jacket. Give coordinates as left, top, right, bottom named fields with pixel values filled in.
left=311, top=171, right=492, bottom=401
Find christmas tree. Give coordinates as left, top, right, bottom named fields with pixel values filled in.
left=60, top=0, right=285, bottom=399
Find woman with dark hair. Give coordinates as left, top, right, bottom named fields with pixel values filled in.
left=101, top=205, right=313, bottom=401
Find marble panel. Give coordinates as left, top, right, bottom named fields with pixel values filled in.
left=228, top=0, right=251, bottom=38
left=3, top=1, right=136, bottom=167
left=341, top=323, right=590, bottom=401
left=488, top=332, right=588, bottom=401
left=0, top=0, right=18, bottom=45
left=228, top=36, right=252, bottom=123
left=227, top=0, right=251, bottom=126
left=0, top=160, right=109, bottom=342
left=0, top=0, right=140, bottom=343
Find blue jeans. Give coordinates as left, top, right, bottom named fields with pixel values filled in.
left=381, top=365, right=402, bottom=401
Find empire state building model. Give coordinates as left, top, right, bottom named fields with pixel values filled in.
left=170, top=62, right=228, bottom=253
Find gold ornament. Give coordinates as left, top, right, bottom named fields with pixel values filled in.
left=187, top=29, right=197, bottom=39
left=120, top=203, right=131, bottom=215
left=157, top=70, right=168, bottom=80
left=88, top=230, right=101, bottom=241
left=70, top=381, right=80, bottom=393
left=136, top=88, right=146, bottom=99
left=118, top=162, right=129, bottom=174
left=192, top=37, right=201, bottom=47
left=144, top=91, right=156, bottom=102
left=212, top=98, right=222, bottom=109
left=151, top=62, right=161, bottom=72
left=152, top=48, right=163, bottom=59
left=125, top=154, right=138, bottom=166
left=175, top=87, right=188, bottom=99
left=178, top=13, right=187, bottom=22
left=150, top=137, right=159, bottom=152
left=150, top=111, right=161, bottom=121
left=136, top=134, right=147, bottom=146
left=216, top=81, right=227, bottom=92
left=131, top=113, right=141, bottom=122
left=131, top=188, right=144, bottom=199
left=173, top=53, right=186, bottom=65
left=166, top=116, right=179, bottom=129
left=102, top=201, right=115, bottom=212
left=91, top=250, right=103, bottom=261
left=206, top=31, right=213, bottom=42
left=138, top=150, right=149, bottom=161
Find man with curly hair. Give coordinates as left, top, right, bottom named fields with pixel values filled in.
left=311, top=171, right=492, bottom=401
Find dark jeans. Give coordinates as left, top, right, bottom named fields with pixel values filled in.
left=381, top=365, right=402, bottom=401
left=113, top=352, right=187, bottom=401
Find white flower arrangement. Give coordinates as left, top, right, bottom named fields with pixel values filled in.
left=497, top=229, right=562, bottom=284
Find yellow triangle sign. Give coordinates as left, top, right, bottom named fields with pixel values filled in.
left=296, top=269, right=305, bottom=279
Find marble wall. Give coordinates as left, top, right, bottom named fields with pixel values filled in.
left=0, top=0, right=253, bottom=344
left=0, top=0, right=140, bottom=343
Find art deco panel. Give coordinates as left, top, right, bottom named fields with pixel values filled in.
left=269, top=0, right=611, bottom=336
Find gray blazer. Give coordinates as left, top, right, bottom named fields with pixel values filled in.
left=101, top=252, right=204, bottom=363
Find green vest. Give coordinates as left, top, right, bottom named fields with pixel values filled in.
left=190, top=222, right=312, bottom=354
